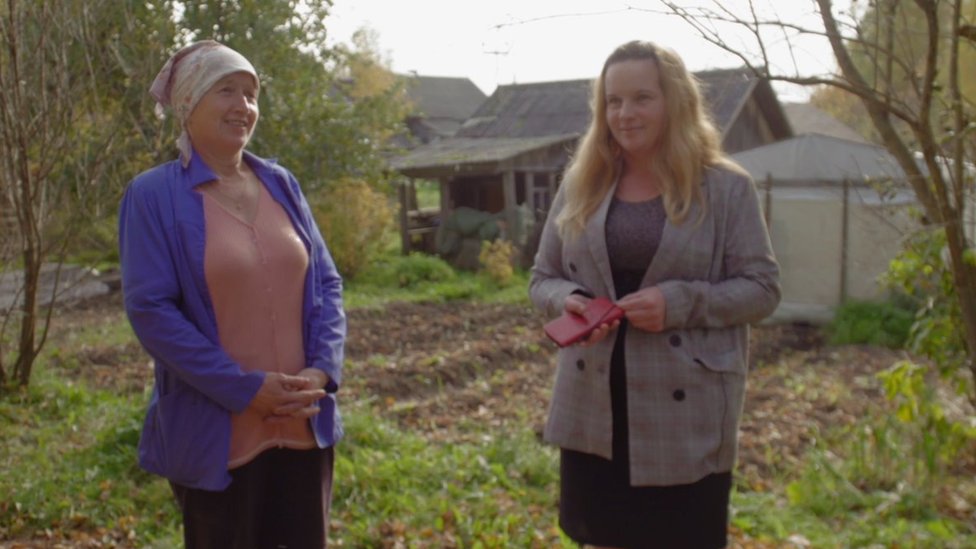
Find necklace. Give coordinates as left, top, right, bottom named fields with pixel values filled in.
left=210, top=176, right=254, bottom=213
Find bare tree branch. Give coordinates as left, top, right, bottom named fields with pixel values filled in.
left=0, top=0, right=122, bottom=389
left=659, top=0, right=976, bottom=398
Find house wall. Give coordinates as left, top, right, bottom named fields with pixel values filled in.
left=723, top=98, right=777, bottom=154
left=449, top=176, right=503, bottom=211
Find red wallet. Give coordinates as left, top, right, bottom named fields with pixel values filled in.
left=543, top=297, right=625, bottom=347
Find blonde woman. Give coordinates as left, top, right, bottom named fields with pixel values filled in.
left=529, top=41, right=780, bottom=548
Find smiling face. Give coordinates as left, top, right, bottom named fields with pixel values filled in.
left=186, top=71, right=259, bottom=157
left=604, top=58, right=667, bottom=163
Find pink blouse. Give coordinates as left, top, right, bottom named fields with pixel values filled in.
left=202, top=182, right=316, bottom=468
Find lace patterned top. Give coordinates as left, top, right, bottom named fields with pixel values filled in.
left=605, top=195, right=667, bottom=296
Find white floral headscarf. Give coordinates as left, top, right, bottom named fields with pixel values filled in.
left=149, top=40, right=258, bottom=166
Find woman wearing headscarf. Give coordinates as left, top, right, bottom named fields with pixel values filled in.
left=529, top=41, right=780, bottom=548
left=119, top=40, right=345, bottom=548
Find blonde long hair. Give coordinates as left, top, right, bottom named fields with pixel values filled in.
left=556, top=40, right=741, bottom=237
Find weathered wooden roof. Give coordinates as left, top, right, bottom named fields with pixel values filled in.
left=396, top=75, right=488, bottom=147
left=698, top=68, right=793, bottom=139
left=782, top=102, right=869, bottom=143
left=456, top=79, right=593, bottom=138
left=402, top=74, right=487, bottom=124
left=390, top=134, right=576, bottom=176
left=393, top=67, right=791, bottom=174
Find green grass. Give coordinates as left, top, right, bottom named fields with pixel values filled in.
left=0, top=370, right=563, bottom=547
left=344, top=252, right=530, bottom=309
left=730, top=455, right=976, bottom=548
left=6, top=367, right=971, bottom=547
left=0, top=378, right=565, bottom=547
left=0, top=367, right=180, bottom=546
left=332, top=411, right=565, bottom=547
left=2, top=261, right=975, bottom=547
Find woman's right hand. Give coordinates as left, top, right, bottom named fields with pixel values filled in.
left=250, top=372, right=326, bottom=420
left=617, top=286, right=667, bottom=333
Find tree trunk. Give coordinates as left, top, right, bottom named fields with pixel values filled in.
left=0, top=1, right=60, bottom=389
left=14, top=252, right=39, bottom=387
left=944, top=220, right=976, bottom=386
left=818, top=0, right=976, bottom=401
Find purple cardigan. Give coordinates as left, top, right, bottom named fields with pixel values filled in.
left=119, top=149, right=345, bottom=491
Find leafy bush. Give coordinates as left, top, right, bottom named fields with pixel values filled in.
left=357, top=252, right=457, bottom=288
left=52, top=214, right=120, bottom=270
left=343, top=251, right=530, bottom=308
left=311, top=178, right=394, bottom=279
left=478, top=239, right=515, bottom=286
left=827, top=299, right=915, bottom=348
left=876, top=361, right=976, bottom=490
left=883, top=227, right=968, bottom=374
left=780, top=359, right=976, bottom=548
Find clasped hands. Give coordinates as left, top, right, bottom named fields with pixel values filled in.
left=251, top=369, right=328, bottom=422
left=564, top=286, right=666, bottom=347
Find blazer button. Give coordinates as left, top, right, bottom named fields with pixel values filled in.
left=569, top=263, right=578, bottom=273
left=673, top=389, right=686, bottom=401
left=669, top=334, right=682, bottom=347
left=576, top=359, right=585, bottom=371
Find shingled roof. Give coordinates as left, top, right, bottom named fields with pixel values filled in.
left=402, top=75, right=487, bottom=139
left=781, top=102, right=869, bottom=143
left=456, top=79, right=593, bottom=138
left=697, top=68, right=787, bottom=136
left=392, top=67, right=790, bottom=174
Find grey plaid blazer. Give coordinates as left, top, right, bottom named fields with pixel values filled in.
left=529, top=166, right=780, bottom=486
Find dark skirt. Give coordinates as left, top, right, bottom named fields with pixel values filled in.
left=170, top=446, right=335, bottom=549
left=558, top=324, right=732, bottom=549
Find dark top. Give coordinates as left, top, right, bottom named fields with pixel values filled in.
left=606, top=195, right=667, bottom=293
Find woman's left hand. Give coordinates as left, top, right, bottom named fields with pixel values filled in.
left=617, top=286, right=667, bottom=333
left=563, top=293, right=619, bottom=347
left=578, top=320, right=620, bottom=347
left=266, top=369, right=330, bottom=421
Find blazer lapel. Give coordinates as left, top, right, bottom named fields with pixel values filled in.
left=585, top=184, right=619, bottom=299
left=640, top=190, right=704, bottom=287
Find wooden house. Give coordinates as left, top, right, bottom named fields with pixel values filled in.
left=391, top=68, right=793, bottom=267
left=399, top=74, right=487, bottom=147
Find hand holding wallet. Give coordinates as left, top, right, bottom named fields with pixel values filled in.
left=543, top=296, right=624, bottom=347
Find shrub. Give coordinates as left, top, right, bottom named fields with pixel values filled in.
left=394, top=254, right=457, bottom=288
left=358, top=252, right=456, bottom=288
left=883, top=227, right=968, bottom=375
left=311, top=178, right=393, bottom=279
left=827, top=299, right=915, bottom=348
left=478, top=239, right=515, bottom=286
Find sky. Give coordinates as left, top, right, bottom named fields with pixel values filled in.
left=324, top=0, right=855, bottom=102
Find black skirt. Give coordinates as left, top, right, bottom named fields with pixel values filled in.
left=558, top=324, right=732, bottom=549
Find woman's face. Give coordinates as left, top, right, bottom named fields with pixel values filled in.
left=604, top=58, right=667, bottom=161
left=186, top=71, right=259, bottom=157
